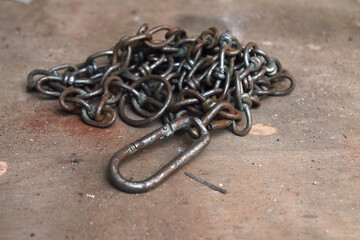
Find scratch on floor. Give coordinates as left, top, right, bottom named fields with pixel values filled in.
left=250, top=124, right=277, bottom=136
left=0, top=161, right=8, bottom=176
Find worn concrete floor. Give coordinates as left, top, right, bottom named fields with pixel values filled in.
left=0, top=0, right=360, bottom=239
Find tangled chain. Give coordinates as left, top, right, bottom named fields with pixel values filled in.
left=27, top=24, right=295, bottom=138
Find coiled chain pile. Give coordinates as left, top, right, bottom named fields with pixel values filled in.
left=27, top=24, right=295, bottom=138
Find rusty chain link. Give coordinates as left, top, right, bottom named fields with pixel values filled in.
left=27, top=24, right=295, bottom=193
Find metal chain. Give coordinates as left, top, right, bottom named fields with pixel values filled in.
left=27, top=24, right=295, bottom=193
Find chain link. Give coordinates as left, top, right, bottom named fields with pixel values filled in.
left=27, top=24, right=296, bottom=192
left=28, top=23, right=295, bottom=133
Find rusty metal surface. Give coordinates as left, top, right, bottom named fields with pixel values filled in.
left=109, top=117, right=211, bottom=193
left=0, top=0, right=359, bottom=239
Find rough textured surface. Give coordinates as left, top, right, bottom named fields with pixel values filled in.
left=0, top=0, right=359, bottom=239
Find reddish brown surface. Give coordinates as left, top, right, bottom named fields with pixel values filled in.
left=0, top=0, right=360, bottom=239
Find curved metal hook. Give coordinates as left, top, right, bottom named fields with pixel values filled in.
left=231, top=103, right=252, bottom=136
left=108, top=117, right=211, bottom=193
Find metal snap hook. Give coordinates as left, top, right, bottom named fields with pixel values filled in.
left=108, top=117, right=211, bottom=193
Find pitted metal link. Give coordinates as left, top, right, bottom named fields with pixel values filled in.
left=108, top=117, right=211, bottom=193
